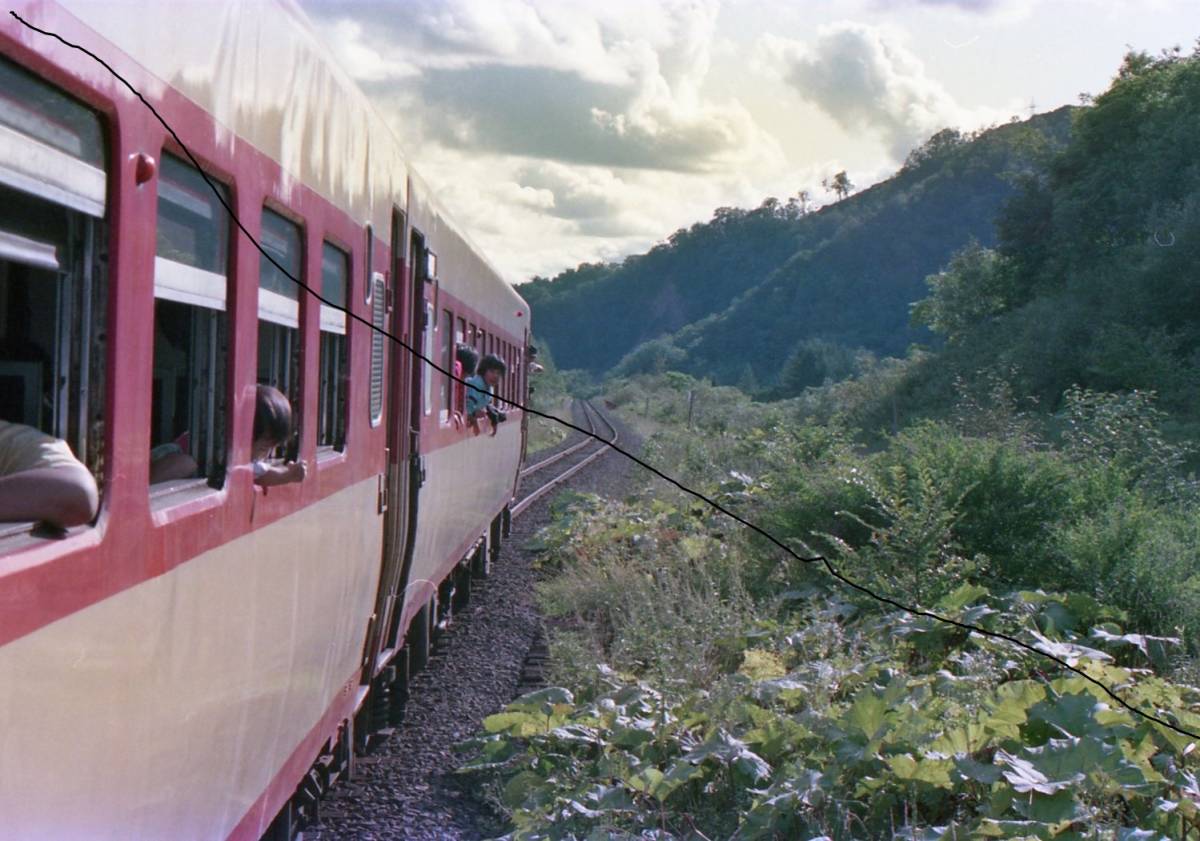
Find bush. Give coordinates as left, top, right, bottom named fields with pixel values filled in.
left=535, top=495, right=755, bottom=692
left=1058, top=501, right=1200, bottom=649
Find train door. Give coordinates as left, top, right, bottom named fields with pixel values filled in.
left=359, top=211, right=412, bottom=684
left=374, top=219, right=432, bottom=667
left=387, top=227, right=431, bottom=647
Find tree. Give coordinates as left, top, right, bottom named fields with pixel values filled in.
left=758, top=196, right=781, bottom=217
left=736, top=363, right=759, bottom=395
left=779, top=338, right=860, bottom=394
left=910, top=240, right=1012, bottom=342
left=784, top=189, right=813, bottom=219
left=903, top=128, right=965, bottom=171
left=822, top=171, right=854, bottom=201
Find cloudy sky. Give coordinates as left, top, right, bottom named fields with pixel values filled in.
left=300, top=0, right=1197, bottom=283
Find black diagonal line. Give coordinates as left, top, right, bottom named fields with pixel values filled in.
left=13, top=9, right=1199, bottom=744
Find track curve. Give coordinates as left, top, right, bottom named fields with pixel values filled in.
left=512, top=400, right=618, bottom=518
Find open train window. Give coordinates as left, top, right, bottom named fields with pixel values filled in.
left=517, top=348, right=524, bottom=403
left=318, top=242, right=348, bottom=452
left=0, top=57, right=108, bottom=534
left=503, top=341, right=512, bottom=407
left=422, top=297, right=434, bottom=417
left=149, top=154, right=229, bottom=494
left=496, top=340, right=505, bottom=406
left=439, top=308, right=452, bottom=424
left=258, top=208, right=302, bottom=459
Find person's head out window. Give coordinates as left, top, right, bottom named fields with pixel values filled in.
left=251, top=384, right=306, bottom=487
left=466, top=354, right=509, bottom=438
left=478, top=354, right=507, bottom=387
left=456, top=343, right=479, bottom=377
left=252, top=384, right=292, bottom=461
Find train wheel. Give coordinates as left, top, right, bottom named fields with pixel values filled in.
left=409, top=599, right=432, bottom=673
left=453, top=562, right=472, bottom=612
left=388, top=650, right=410, bottom=727
left=490, top=515, right=503, bottom=567
left=471, top=535, right=490, bottom=579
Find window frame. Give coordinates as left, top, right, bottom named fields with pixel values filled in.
left=439, top=307, right=453, bottom=425
left=0, top=55, right=110, bottom=541
left=317, top=239, right=350, bottom=453
left=147, top=152, right=233, bottom=498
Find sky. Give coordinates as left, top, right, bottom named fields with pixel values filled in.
left=299, top=0, right=1198, bottom=284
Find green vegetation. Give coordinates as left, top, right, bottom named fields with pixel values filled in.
left=463, top=45, right=1200, bottom=840
left=461, top=373, right=1200, bottom=839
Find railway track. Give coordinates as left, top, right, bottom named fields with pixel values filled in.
left=512, top=399, right=619, bottom=518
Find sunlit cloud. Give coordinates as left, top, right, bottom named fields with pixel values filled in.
left=760, top=22, right=1005, bottom=161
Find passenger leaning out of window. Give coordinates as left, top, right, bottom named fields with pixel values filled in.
left=452, top=343, right=480, bottom=431
left=465, top=354, right=507, bottom=437
left=251, top=384, right=307, bottom=487
left=0, top=420, right=99, bottom=528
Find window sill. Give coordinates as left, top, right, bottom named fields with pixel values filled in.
left=316, top=446, right=347, bottom=468
left=150, top=478, right=226, bottom=525
left=0, top=519, right=95, bottom=558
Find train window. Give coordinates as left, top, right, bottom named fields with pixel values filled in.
left=439, top=309, right=452, bottom=424
left=517, top=348, right=524, bottom=401
left=505, top=342, right=514, bottom=406
left=0, top=57, right=108, bottom=530
left=503, top=342, right=512, bottom=406
left=149, top=155, right=229, bottom=491
left=456, top=317, right=465, bottom=346
left=422, top=298, right=434, bottom=417
left=497, top=340, right=506, bottom=406
left=318, top=242, right=349, bottom=451
left=257, top=208, right=302, bottom=458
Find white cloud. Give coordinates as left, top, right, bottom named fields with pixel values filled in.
left=298, top=0, right=798, bottom=280
left=760, top=22, right=1003, bottom=161
left=307, top=0, right=780, bottom=172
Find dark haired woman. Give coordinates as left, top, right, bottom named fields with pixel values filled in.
left=252, top=384, right=306, bottom=486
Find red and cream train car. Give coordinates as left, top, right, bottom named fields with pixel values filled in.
left=0, top=1, right=529, bottom=838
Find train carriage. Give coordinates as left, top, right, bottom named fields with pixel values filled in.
left=0, top=1, right=529, bottom=838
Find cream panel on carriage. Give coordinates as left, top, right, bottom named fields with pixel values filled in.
left=404, top=422, right=524, bottom=612
left=0, top=478, right=383, bottom=841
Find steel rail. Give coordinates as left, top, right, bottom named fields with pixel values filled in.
left=511, top=400, right=618, bottom=519
left=518, top=399, right=598, bottom=478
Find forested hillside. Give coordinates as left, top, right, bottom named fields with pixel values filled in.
left=520, top=201, right=805, bottom=374
left=523, top=108, right=1074, bottom=380
left=900, top=45, right=1200, bottom=419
